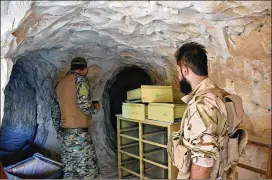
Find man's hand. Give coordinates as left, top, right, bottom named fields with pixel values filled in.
left=190, top=163, right=212, bottom=179
left=94, top=103, right=101, bottom=112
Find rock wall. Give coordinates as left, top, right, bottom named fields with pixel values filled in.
left=1, top=1, right=271, bottom=178
left=0, top=52, right=59, bottom=159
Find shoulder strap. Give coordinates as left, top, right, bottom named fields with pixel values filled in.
left=179, top=87, right=224, bottom=136
left=199, top=87, right=227, bottom=98
left=223, top=95, right=243, bottom=120
left=224, top=94, right=244, bottom=134
left=179, top=106, right=189, bottom=138
left=196, top=87, right=244, bottom=135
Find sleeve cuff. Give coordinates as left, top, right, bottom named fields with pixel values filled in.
left=192, top=156, right=215, bottom=167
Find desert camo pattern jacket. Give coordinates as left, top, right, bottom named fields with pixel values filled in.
left=180, top=77, right=229, bottom=178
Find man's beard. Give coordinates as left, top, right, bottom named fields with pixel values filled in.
left=180, top=78, right=192, bottom=95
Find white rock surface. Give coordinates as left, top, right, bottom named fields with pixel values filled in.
left=1, top=1, right=271, bottom=178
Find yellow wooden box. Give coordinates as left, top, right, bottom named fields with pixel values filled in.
left=127, top=85, right=173, bottom=103
left=148, top=103, right=187, bottom=123
left=122, top=103, right=147, bottom=121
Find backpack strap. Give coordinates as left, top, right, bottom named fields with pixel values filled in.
left=223, top=95, right=244, bottom=130
left=223, top=95, right=243, bottom=113
left=192, top=87, right=227, bottom=102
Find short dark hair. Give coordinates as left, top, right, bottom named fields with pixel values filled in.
left=70, top=57, right=87, bottom=71
left=175, top=42, right=208, bottom=76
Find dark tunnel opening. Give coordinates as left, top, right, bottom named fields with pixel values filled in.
left=109, top=66, right=152, bottom=134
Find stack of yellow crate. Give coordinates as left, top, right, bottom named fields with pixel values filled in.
left=119, top=85, right=187, bottom=179
left=122, top=85, right=187, bottom=123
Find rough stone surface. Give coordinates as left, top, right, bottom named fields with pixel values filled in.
left=238, top=143, right=269, bottom=179
left=0, top=53, right=59, bottom=159
left=1, top=59, right=37, bottom=152
left=1, top=1, right=271, bottom=178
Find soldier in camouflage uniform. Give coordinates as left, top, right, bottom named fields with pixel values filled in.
left=174, top=42, right=229, bottom=179
left=51, top=57, right=100, bottom=179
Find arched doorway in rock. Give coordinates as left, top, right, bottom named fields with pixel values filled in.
left=109, top=66, right=152, bottom=133
left=102, top=66, right=153, bottom=151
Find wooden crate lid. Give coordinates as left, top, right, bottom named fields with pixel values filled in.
left=141, top=85, right=173, bottom=89
left=148, top=103, right=187, bottom=108
left=127, top=85, right=173, bottom=94
left=127, top=88, right=141, bottom=93
left=122, top=102, right=145, bottom=107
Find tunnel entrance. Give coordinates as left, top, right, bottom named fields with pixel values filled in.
left=108, top=66, right=152, bottom=134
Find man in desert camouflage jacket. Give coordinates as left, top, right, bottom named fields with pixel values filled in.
left=51, top=57, right=100, bottom=179
left=175, top=42, right=229, bottom=179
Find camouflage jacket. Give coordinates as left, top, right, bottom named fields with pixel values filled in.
left=180, top=78, right=228, bottom=169
left=51, top=71, right=97, bottom=132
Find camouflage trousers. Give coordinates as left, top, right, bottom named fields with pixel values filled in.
left=57, top=130, right=99, bottom=179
